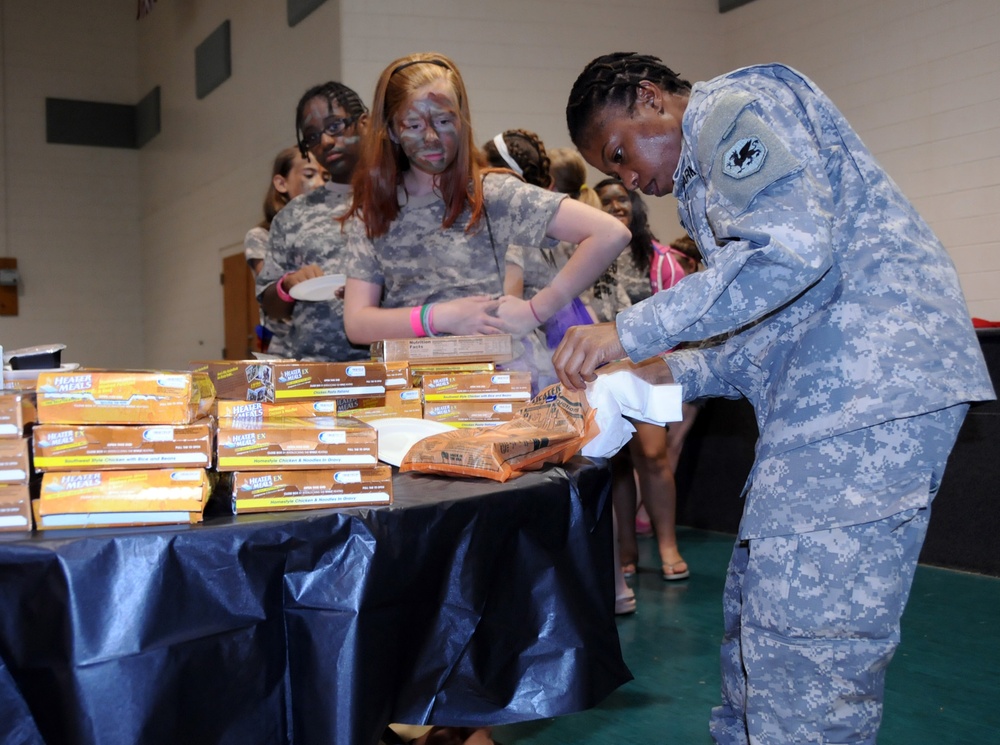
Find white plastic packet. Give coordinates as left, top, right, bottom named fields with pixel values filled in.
left=581, top=370, right=683, bottom=458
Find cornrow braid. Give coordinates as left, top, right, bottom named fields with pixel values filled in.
left=295, top=81, right=368, bottom=157
left=566, top=52, right=691, bottom=147
left=481, top=129, right=552, bottom=189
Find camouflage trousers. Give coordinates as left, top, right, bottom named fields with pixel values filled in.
left=709, top=404, right=967, bottom=745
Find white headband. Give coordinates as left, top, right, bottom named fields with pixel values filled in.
left=492, top=133, right=523, bottom=177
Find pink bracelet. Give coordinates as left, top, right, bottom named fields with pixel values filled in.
left=409, top=306, right=426, bottom=337
left=528, top=297, right=543, bottom=324
left=276, top=272, right=295, bottom=303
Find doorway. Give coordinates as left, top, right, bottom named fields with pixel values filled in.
left=221, top=252, right=259, bottom=360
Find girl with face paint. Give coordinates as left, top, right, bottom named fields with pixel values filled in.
left=341, top=53, right=630, bottom=384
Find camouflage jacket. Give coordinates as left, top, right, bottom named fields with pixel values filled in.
left=617, top=64, right=995, bottom=462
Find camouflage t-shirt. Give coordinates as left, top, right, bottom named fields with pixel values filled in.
left=257, top=181, right=369, bottom=362
left=244, top=225, right=290, bottom=356
left=345, top=173, right=565, bottom=307
left=243, top=226, right=269, bottom=264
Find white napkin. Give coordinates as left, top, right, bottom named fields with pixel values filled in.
left=581, top=370, right=683, bottom=458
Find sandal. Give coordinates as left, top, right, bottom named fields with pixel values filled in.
left=661, top=561, right=690, bottom=581
left=615, top=586, right=636, bottom=615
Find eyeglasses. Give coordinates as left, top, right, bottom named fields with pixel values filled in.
left=301, top=115, right=359, bottom=149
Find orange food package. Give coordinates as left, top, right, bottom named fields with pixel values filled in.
left=0, top=483, right=33, bottom=532
left=32, top=419, right=215, bottom=471
left=37, top=468, right=210, bottom=519
left=399, top=384, right=598, bottom=482
left=0, top=390, right=37, bottom=438
left=36, top=370, right=215, bottom=425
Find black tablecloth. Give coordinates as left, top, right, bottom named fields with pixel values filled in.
left=0, top=457, right=630, bottom=745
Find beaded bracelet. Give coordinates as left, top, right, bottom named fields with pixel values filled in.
left=409, top=306, right=426, bottom=337
left=276, top=272, right=296, bottom=304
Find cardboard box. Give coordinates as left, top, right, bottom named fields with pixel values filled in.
left=32, top=419, right=214, bottom=471
left=36, top=370, right=215, bottom=425
left=0, top=390, right=36, bottom=438
left=371, top=335, right=513, bottom=365
left=409, top=361, right=495, bottom=386
left=0, top=483, right=32, bottom=531
left=0, top=437, right=31, bottom=483
left=216, top=416, right=378, bottom=470
left=383, top=361, right=412, bottom=389
left=229, top=466, right=393, bottom=513
left=421, top=371, right=532, bottom=401
left=192, top=360, right=386, bottom=401
left=37, top=468, right=209, bottom=522
left=214, top=399, right=338, bottom=420
left=423, top=400, right=519, bottom=427
left=339, top=389, right=422, bottom=423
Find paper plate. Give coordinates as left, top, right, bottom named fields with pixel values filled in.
left=370, top=417, right=457, bottom=467
left=288, top=274, right=346, bottom=302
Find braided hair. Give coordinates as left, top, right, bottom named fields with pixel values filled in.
left=566, top=53, right=691, bottom=147
left=295, top=81, right=368, bottom=158
left=481, top=129, right=553, bottom=189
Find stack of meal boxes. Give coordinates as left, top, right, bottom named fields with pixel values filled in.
left=0, top=388, right=36, bottom=532
left=371, top=335, right=531, bottom=428
left=192, top=359, right=395, bottom=514
left=31, top=370, right=216, bottom=529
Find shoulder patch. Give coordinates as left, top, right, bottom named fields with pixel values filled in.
left=696, top=90, right=756, bottom=170
left=722, top=137, right=767, bottom=179
left=709, top=107, right=802, bottom=215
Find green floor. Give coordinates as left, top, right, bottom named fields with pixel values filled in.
left=494, top=527, right=1000, bottom=744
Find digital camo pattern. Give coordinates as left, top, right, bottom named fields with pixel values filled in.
left=505, top=243, right=565, bottom=393
left=506, top=243, right=564, bottom=300
left=615, top=249, right=653, bottom=306
left=344, top=173, right=565, bottom=390
left=257, top=181, right=369, bottom=361
left=712, top=406, right=963, bottom=744
left=581, top=257, right=632, bottom=324
left=344, top=172, right=564, bottom=307
left=713, top=507, right=929, bottom=745
left=243, top=226, right=269, bottom=263
left=608, top=67, right=992, bottom=743
left=244, top=226, right=290, bottom=356
left=617, top=64, right=994, bottom=467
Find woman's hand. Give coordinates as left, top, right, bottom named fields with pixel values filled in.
left=280, top=264, right=324, bottom=291
left=432, top=296, right=504, bottom=336
left=551, top=322, right=628, bottom=390
left=494, top=295, right=540, bottom=338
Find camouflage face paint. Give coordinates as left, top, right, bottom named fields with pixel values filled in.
left=393, top=80, right=461, bottom=176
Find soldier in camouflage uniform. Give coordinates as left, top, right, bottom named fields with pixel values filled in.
left=256, top=82, right=371, bottom=361
left=340, top=53, right=630, bottom=389
left=556, top=53, right=996, bottom=744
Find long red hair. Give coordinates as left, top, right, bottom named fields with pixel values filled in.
left=344, top=52, right=490, bottom=239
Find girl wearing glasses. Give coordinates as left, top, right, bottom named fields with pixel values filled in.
left=257, top=81, right=371, bottom=361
